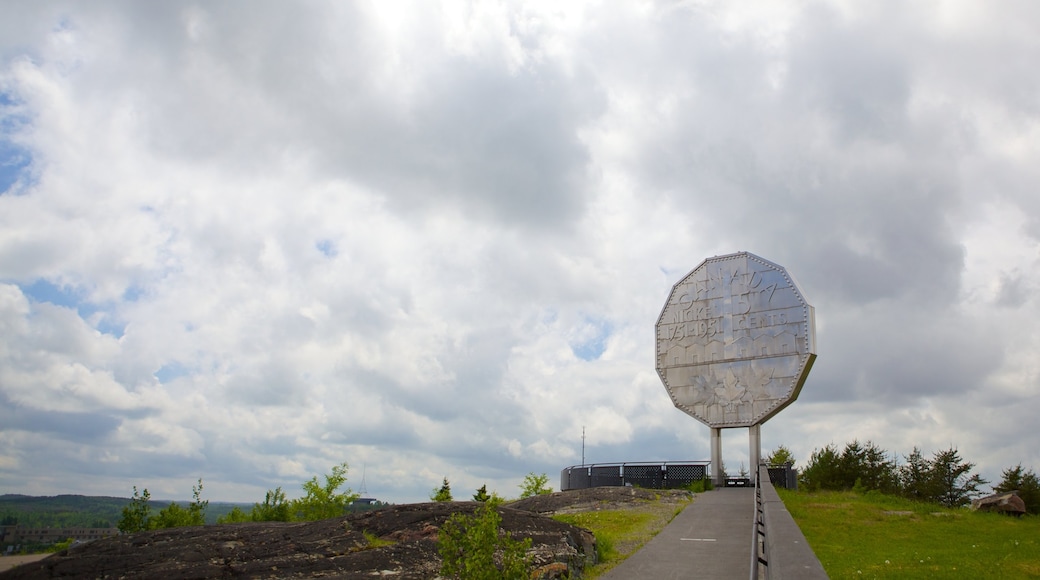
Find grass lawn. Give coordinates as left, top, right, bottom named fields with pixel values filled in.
left=779, top=488, right=1040, bottom=579
left=552, top=496, right=690, bottom=578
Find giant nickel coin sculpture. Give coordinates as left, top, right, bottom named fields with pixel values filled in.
left=656, top=252, right=816, bottom=483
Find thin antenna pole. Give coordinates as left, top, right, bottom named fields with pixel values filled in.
left=582, top=426, right=586, bottom=466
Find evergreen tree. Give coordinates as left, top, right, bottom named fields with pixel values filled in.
left=928, top=447, right=987, bottom=507
left=857, top=441, right=899, bottom=493
left=837, top=440, right=867, bottom=489
left=473, top=484, right=491, bottom=502
left=900, top=447, right=933, bottom=501
left=800, top=444, right=841, bottom=491
left=800, top=441, right=897, bottom=492
left=431, top=478, right=453, bottom=502
left=993, top=464, right=1040, bottom=515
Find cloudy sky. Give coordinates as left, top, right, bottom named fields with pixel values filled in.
left=1, top=0, right=1038, bottom=504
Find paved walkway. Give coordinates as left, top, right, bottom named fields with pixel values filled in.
left=0, top=554, right=49, bottom=573
left=600, top=487, right=754, bottom=580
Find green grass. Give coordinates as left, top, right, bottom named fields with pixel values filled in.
left=360, top=530, right=396, bottom=549
left=779, top=489, right=1040, bottom=579
left=553, top=511, right=652, bottom=563
left=685, top=478, right=713, bottom=493
left=553, top=496, right=691, bottom=578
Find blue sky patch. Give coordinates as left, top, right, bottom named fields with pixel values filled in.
left=316, top=239, right=337, bottom=258
left=95, top=318, right=126, bottom=339
left=123, top=284, right=147, bottom=302
left=571, top=317, right=612, bottom=361
left=20, top=278, right=126, bottom=337
left=0, top=92, right=32, bottom=195
left=0, top=141, right=30, bottom=194
left=155, top=362, right=189, bottom=384
left=22, top=278, right=85, bottom=309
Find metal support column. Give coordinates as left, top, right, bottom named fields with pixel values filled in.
left=711, top=427, right=724, bottom=486
left=749, top=424, right=761, bottom=483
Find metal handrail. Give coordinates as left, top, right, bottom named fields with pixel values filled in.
left=751, top=465, right=765, bottom=580
left=753, top=464, right=828, bottom=579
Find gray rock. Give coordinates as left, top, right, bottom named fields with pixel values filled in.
left=0, top=502, right=594, bottom=579
left=971, top=491, right=1027, bottom=516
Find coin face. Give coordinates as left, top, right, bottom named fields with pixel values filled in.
left=656, top=252, right=816, bottom=428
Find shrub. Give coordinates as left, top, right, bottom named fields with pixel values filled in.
left=766, top=445, right=796, bottom=468
left=252, top=487, right=294, bottom=521
left=686, top=478, right=713, bottom=493
left=438, top=498, right=531, bottom=579
left=216, top=506, right=250, bottom=524
left=117, top=486, right=152, bottom=533
left=293, top=463, right=358, bottom=521
left=518, top=473, right=552, bottom=499
left=48, top=538, right=75, bottom=553
left=151, top=479, right=207, bottom=529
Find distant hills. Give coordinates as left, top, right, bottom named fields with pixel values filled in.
left=0, top=494, right=251, bottom=528
left=1, top=494, right=387, bottom=530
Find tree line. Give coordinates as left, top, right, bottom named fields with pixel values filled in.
left=428, top=473, right=552, bottom=503
left=0, top=495, right=125, bottom=528
left=784, top=441, right=1040, bottom=512
left=118, top=464, right=555, bottom=533
left=117, top=463, right=360, bottom=532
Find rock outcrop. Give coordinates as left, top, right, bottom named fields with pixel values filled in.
left=0, top=502, right=595, bottom=579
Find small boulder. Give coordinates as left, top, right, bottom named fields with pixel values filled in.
left=971, top=492, right=1027, bottom=516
